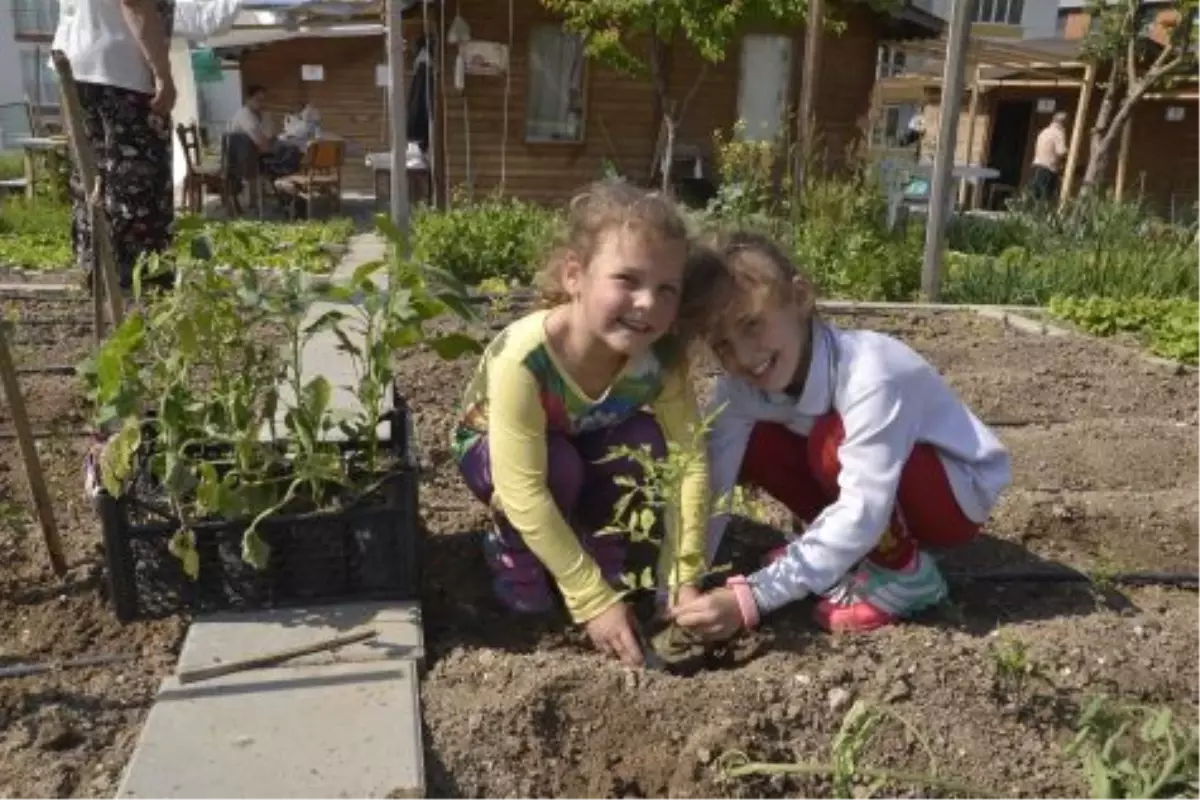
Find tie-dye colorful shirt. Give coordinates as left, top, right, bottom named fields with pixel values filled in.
left=451, top=309, right=709, bottom=623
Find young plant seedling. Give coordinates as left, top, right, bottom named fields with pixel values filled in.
left=989, top=633, right=1045, bottom=708
left=1065, top=695, right=1199, bottom=799
left=717, top=699, right=994, bottom=798
left=597, top=404, right=749, bottom=673
left=83, top=215, right=480, bottom=578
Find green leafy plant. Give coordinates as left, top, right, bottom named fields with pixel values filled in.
left=598, top=405, right=754, bottom=670
left=988, top=633, right=1047, bottom=706
left=81, top=215, right=480, bottom=577
left=411, top=191, right=559, bottom=286
left=1048, top=295, right=1199, bottom=365
left=718, top=699, right=993, bottom=797
left=1065, top=695, right=1199, bottom=799
left=0, top=197, right=73, bottom=270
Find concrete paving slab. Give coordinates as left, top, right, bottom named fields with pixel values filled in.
left=176, top=602, right=424, bottom=673
left=117, top=660, right=424, bottom=799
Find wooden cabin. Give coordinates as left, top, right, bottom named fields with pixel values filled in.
left=227, top=0, right=941, bottom=203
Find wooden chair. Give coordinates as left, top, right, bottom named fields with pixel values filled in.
left=176, top=122, right=233, bottom=214
left=274, top=139, right=345, bottom=219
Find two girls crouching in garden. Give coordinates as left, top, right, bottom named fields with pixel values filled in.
left=451, top=179, right=1012, bottom=666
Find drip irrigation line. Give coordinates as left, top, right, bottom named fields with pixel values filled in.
left=15, top=365, right=79, bottom=376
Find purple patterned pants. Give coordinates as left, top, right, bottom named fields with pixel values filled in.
left=457, top=411, right=666, bottom=613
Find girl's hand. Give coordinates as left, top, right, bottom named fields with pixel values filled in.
left=670, top=587, right=744, bottom=641
left=666, top=584, right=702, bottom=613
left=584, top=602, right=644, bottom=667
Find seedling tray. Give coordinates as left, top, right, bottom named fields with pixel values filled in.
left=96, top=394, right=420, bottom=622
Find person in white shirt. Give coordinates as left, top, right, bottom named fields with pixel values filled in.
left=226, top=84, right=303, bottom=177
left=670, top=232, right=1011, bottom=637
left=228, top=84, right=273, bottom=151
left=1028, top=111, right=1069, bottom=203
left=52, top=0, right=176, bottom=289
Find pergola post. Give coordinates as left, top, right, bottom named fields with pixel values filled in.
left=1059, top=61, right=1096, bottom=207
left=959, top=66, right=982, bottom=209
left=386, top=0, right=412, bottom=252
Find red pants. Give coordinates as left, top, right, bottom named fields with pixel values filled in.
left=739, top=416, right=979, bottom=569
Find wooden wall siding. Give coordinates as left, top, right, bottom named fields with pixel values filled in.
left=439, top=0, right=657, bottom=203
left=240, top=0, right=893, bottom=203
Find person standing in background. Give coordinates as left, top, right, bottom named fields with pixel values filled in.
left=1028, top=111, right=1069, bottom=204
left=53, top=0, right=176, bottom=289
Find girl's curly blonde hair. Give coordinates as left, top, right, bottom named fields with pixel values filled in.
left=536, top=179, right=690, bottom=306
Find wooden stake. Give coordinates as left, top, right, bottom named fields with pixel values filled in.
left=1114, top=113, right=1133, bottom=202
left=0, top=322, right=67, bottom=576
left=793, top=0, right=825, bottom=200
left=921, top=0, right=972, bottom=301
left=1059, top=61, right=1096, bottom=207
left=959, top=67, right=982, bottom=209
left=386, top=0, right=412, bottom=254
left=177, top=629, right=379, bottom=685
left=50, top=50, right=124, bottom=338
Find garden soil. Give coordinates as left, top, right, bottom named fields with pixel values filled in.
left=0, top=295, right=1196, bottom=798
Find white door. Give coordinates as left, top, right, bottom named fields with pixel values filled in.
left=737, top=35, right=794, bottom=142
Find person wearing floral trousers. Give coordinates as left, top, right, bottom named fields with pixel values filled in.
left=53, top=0, right=177, bottom=289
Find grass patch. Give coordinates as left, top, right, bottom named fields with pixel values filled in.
left=0, top=198, right=355, bottom=273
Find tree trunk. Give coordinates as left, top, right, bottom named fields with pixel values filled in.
left=1080, top=62, right=1123, bottom=195
left=661, top=115, right=677, bottom=194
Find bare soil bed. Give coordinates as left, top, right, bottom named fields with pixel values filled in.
left=409, top=304, right=1199, bottom=798
left=0, top=294, right=1196, bottom=798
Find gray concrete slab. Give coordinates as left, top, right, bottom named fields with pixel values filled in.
left=117, top=660, right=424, bottom=799
left=176, top=602, right=423, bottom=673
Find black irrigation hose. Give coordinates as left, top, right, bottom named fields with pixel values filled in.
left=16, top=365, right=79, bottom=376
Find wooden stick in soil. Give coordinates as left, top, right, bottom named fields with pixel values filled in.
left=50, top=50, right=124, bottom=340
left=0, top=653, right=131, bottom=680
left=0, top=323, right=67, bottom=576
left=176, top=628, right=379, bottom=685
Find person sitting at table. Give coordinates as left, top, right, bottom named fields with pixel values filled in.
left=227, top=84, right=302, bottom=177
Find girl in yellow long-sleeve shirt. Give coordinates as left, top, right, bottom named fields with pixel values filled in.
left=452, top=181, right=709, bottom=666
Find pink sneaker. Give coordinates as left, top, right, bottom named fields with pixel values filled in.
left=814, top=551, right=947, bottom=633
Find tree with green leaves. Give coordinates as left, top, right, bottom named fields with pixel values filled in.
left=539, top=0, right=895, bottom=192
left=1079, top=0, right=1197, bottom=194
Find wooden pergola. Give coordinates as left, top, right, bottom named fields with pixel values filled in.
left=877, top=32, right=1199, bottom=206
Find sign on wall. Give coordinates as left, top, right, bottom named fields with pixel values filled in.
left=301, top=64, right=325, bottom=82
left=1166, top=106, right=1186, bottom=122
left=1036, top=98, right=1056, bottom=114
left=461, top=41, right=509, bottom=76
left=375, top=64, right=389, bottom=88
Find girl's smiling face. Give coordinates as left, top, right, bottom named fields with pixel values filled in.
left=709, top=281, right=810, bottom=393
left=563, top=227, right=686, bottom=358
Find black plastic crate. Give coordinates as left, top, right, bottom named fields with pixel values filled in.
left=97, top=396, right=420, bottom=622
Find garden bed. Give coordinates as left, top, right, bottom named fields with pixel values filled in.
left=0, top=295, right=1196, bottom=797
left=406, top=304, right=1198, bottom=798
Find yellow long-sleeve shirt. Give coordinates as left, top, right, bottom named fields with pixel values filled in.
left=452, top=310, right=709, bottom=623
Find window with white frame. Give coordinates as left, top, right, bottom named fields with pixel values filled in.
left=13, top=0, right=59, bottom=36
left=525, top=26, right=587, bottom=143
left=876, top=45, right=907, bottom=79
left=973, top=0, right=1024, bottom=26
left=20, top=46, right=60, bottom=109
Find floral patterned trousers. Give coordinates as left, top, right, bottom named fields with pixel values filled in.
left=70, top=81, right=174, bottom=287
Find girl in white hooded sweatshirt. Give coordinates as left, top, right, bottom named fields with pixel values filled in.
left=670, top=232, right=1011, bottom=638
